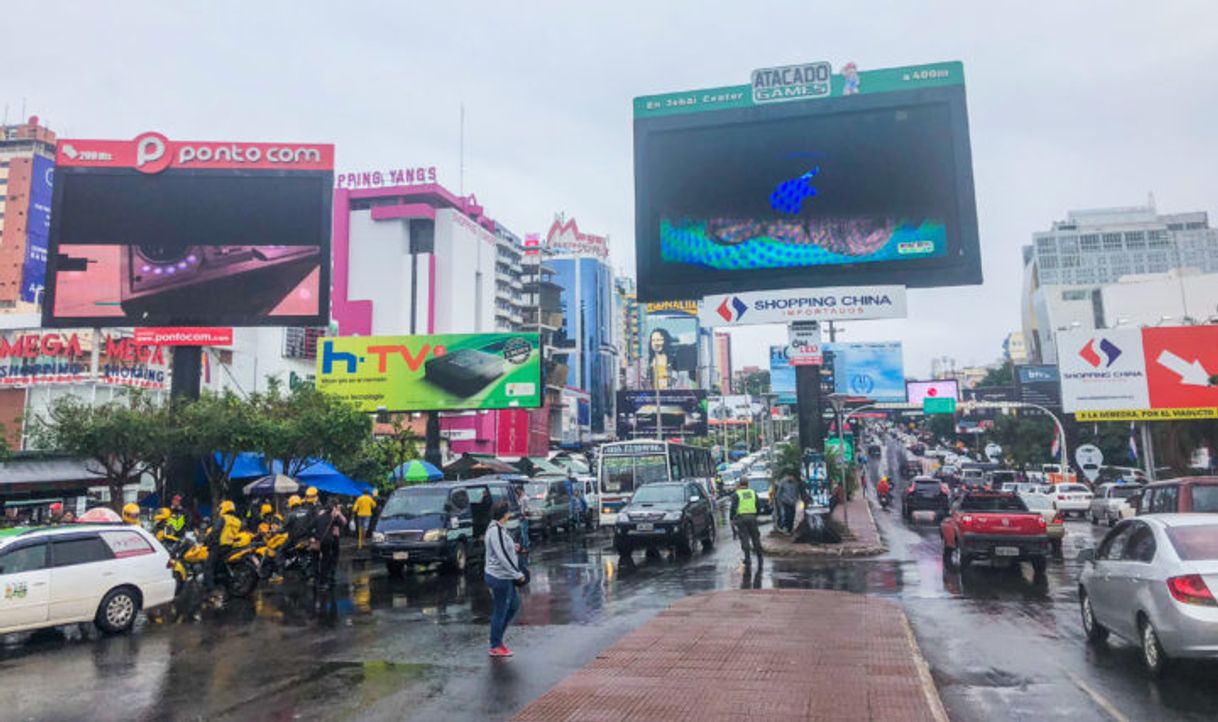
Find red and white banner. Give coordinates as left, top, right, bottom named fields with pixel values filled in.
left=1060, top=325, right=1218, bottom=419
left=56, top=132, right=334, bottom=173
left=134, top=327, right=233, bottom=347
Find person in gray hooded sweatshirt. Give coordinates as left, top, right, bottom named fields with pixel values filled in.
left=484, top=500, right=526, bottom=657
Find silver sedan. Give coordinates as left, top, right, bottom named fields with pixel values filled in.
left=1078, top=514, right=1218, bottom=675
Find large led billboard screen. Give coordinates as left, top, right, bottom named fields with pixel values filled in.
left=317, top=333, right=542, bottom=412
left=633, top=61, right=979, bottom=301
left=43, top=133, right=332, bottom=327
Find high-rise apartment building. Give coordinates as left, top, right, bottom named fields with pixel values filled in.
left=0, top=116, right=56, bottom=311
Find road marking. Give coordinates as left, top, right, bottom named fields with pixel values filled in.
left=1066, top=671, right=1131, bottom=722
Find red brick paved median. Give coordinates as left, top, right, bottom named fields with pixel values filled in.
left=513, top=589, right=946, bottom=722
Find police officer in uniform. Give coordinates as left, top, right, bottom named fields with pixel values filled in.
left=730, top=483, right=763, bottom=564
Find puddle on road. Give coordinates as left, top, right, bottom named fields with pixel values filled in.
left=218, top=660, right=432, bottom=722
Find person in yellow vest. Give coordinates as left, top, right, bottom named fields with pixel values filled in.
left=352, top=491, right=376, bottom=549
left=730, top=484, right=763, bottom=565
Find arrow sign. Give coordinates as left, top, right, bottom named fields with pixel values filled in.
left=1156, top=350, right=1212, bottom=387
left=62, top=143, right=78, bottom=160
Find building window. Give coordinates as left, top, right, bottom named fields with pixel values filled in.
left=409, top=219, right=435, bottom=253
left=1036, top=237, right=1056, bottom=252
left=1101, top=233, right=1123, bottom=250
left=1062, top=289, right=1090, bottom=301
left=1060, top=254, right=1080, bottom=268
left=1148, top=230, right=1171, bottom=248
left=1039, top=256, right=1058, bottom=269
left=1186, top=222, right=1206, bottom=230
left=1079, top=234, right=1101, bottom=251
left=1058, top=236, right=1079, bottom=253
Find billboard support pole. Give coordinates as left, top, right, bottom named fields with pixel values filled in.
left=795, top=362, right=824, bottom=479
left=425, top=413, right=442, bottom=469
left=168, top=346, right=203, bottom=500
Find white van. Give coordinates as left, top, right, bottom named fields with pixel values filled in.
left=0, top=524, right=175, bottom=636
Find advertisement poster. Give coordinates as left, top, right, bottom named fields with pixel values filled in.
left=1057, top=328, right=1148, bottom=413
left=825, top=342, right=905, bottom=401
left=769, top=345, right=796, bottom=404
left=1014, top=365, right=1062, bottom=409
left=21, top=155, right=53, bottom=305
left=617, top=389, right=707, bottom=439
left=641, top=313, right=699, bottom=390
left=45, top=133, right=332, bottom=328
left=317, top=333, right=542, bottom=412
left=906, top=379, right=959, bottom=404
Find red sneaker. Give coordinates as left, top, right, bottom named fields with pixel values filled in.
left=488, top=645, right=512, bottom=657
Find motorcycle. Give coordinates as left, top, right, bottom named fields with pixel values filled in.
left=879, top=491, right=892, bottom=511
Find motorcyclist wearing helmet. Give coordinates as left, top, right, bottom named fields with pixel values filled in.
left=121, top=503, right=141, bottom=526
left=283, top=494, right=313, bottom=548
left=877, top=476, right=892, bottom=498
left=256, top=502, right=284, bottom=536
left=152, top=507, right=178, bottom=543
left=204, top=500, right=243, bottom=591
left=168, top=495, right=188, bottom=536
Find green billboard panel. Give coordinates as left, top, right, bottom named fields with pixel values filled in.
left=923, top=397, right=957, bottom=415
left=317, top=333, right=542, bottom=412
left=825, top=437, right=854, bottom=462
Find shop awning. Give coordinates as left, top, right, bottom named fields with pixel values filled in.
left=0, top=457, right=107, bottom=497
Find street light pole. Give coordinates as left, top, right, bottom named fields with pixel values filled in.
left=827, top=393, right=850, bottom=533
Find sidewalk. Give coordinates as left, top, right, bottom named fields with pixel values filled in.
left=513, top=589, right=946, bottom=722
left=761, top=493, right=886, bottom=557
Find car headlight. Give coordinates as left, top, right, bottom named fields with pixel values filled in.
left=663, top=511, right=683, bottom=521
left=370, top=531, right=386, bottom=544
left=602, top=507, right=612, bottom=515
left=423, top=529, right=446, bottom=542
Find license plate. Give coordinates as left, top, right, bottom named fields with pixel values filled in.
left=994, top=546, right=1020, bottom=557
left=636, top=523, right=654, bottom=532
left=392, top=552, right=409, bottom=561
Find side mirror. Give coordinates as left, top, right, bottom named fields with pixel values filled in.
left=1077, top=548, right=1096, bottom=564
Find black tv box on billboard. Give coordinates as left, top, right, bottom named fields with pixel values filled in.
left=424, top=348, right=506, bottom=397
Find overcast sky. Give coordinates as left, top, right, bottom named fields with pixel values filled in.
left=5, top=1, right=1215, bottom=377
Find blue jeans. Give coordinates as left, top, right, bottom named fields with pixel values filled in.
left=486, top=574, right=520, bottom=649
left=519, top=518, right=530, bottom=550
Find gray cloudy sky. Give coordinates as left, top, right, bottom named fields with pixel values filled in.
left=5, top=1, right=1216, bottom=377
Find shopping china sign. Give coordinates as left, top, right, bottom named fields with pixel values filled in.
left=699, top=286, right=907, bottom=327
left=56, top=132, right=334, bottom=172
left=1058, top=326, right=1218, bottom=420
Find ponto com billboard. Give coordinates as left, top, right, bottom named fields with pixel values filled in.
left=43, top=132, right=333, bottom=328
left=316, top=333, right=542, bottom=412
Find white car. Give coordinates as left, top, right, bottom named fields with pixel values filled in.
left=0, top=524, right=175, bottom=636
left=1089, top=482, right=1144, bottom=527
left=1052, top=483, right=1094, bottom=517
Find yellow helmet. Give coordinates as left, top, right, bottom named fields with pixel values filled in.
left=122, top=503, right=140, bottom=523
left=287, top=495, right=302, bottom=508
left=304, top=487, right=319, bottom=501
left=260, top=503, right=273, bottom=516
left=153, top=507, right=172, bottom=523
left=218, top=500, right=236, bottom=515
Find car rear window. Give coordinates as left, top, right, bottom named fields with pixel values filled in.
left=1109, top=486, right=1140, bottom=499
left=914, top=480, right=942, bottom=490
left=1060, top=485, right=1088, bottom=493
left=52, top=536, right=114, bottom=567
left=1190, top=485, right=1218, bottom=513
left=1166, top=525, right=1218, bottom=561
left=960, top=495, right=1027, bottom=512
left=1022, top=495, right=1051, bottom=511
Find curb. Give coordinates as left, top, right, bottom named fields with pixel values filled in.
left=899, top=607, right=951, bottom=722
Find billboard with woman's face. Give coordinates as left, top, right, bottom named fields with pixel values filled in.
left=641, top=313, right=699, bottom=390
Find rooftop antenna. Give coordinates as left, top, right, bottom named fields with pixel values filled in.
left=1147, top=191, right=1156, bottom=211
left=459, top=102, right=465, bottom=195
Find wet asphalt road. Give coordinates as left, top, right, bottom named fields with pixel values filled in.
left=2, top=445, right=1217, bottom=721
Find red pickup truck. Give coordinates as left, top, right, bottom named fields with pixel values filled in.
left=941, top=491, right=1050, bottom=574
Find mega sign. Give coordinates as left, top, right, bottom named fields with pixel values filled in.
left=0, top=331, right=169, bottom=389
left=699, top=285, right=907, bottom=327
left=1058, top=326, right=1218, bottom=419
left=316, top=333, right=542, bottom=412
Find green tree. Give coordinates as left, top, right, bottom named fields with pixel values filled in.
left=927, top=414, right=956, bottom=443
left=29, top=393, right=168, bottom=511
left=743, top=371, right=771, bottom=396
left=978, top=364, right=1014, bottom=388
left=251, top=380, right=370, bottom=478
left=989, top=413, right=1056, bottom=468
left=178, top=390, right=264, bottom=509
left=337, top=417, right=421, bottom=491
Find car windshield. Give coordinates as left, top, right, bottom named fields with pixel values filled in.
left=748, top=477, right=771, bottom=491
left=381, top=489, right=451, bottom=519
left=960, top=495, right=1027, bottom=512
left=1191, top=486, right=1218, bottom=513
left=524, top=482, right=550, bottom=499
left=632, top=485, right=685, bottom=504
left=1166, top=524, right=1218, bottom=561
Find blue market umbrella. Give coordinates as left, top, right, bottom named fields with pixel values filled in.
left=392, top=460, right=443, bottom=483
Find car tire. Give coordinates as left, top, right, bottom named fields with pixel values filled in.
left=95, top=586, right=141, bottom=634
left=1079, top=591, right=1109, bottom=643
left=614, top=537, right=632, bottom=558
left=677, top=523, right=695, bottom=557
left=941, top=544, right=954, bottom=567
left=953, top=547, right=971, bottom=570
left=1106, top=513, right=1115, bottom=528
left=1030, top=556, right=1047, bottom=576
left=1141, top=617, right=1169, bottom=677
left=701, top=518, right=716, bottom=551
left=386, top=561, right=406, bottom=577
left=444, top=542, right=468, bottom=574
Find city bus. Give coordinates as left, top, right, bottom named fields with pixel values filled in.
left=596, top=440, right=715, bottom=524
